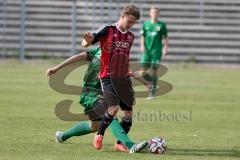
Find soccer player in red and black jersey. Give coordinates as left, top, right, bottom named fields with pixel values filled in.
left=82, top=5, right=148, bottom=151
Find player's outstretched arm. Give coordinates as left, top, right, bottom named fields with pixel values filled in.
left=129, top=71, right=153, bottom=90
left=46, top=52, right=88, bottom=77
left=140, top=36, right=145, bottom=53
left=163, top=37, right=169, bottom=56
left=81, top=32, right=94, bottom=48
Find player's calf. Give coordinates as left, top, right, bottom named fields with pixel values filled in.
left=94, top=110, right=115, bottom=150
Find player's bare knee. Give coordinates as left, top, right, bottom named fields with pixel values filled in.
left=121, top=111, right=133, bottom=126
left=122, top=110, right=132, bottom=118
left=90, top=125, right=98, bottom=132
left=108, top=106, right=119, bottom=116
left=89, top=121, right=100, bottom=132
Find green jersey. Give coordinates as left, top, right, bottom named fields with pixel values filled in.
left=79, top=47, right=102, bottom=112
left=141, top=20, right=168, bottom=56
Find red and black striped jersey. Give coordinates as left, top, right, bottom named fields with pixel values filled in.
left=92, top=23, right=134, bottom=78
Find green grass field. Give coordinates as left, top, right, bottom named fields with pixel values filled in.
left=0, top=59, right=240, bottom=160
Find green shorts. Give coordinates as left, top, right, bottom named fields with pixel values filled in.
left=79, top=93, right=106, bottom=121
left=79, top=90, right=103, bottom=112
left=141, top=52, right=162, bottom=69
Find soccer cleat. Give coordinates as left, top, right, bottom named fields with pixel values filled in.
left=114, top=143, right=129, bottom=152
left=147, top=93, right=154, bottom=100
left=55, top=131, right=64, bottom=143
left=93, top=134, right=103, bottom=150
left=147, top=85, right=159, bottom=100
left=129, top=141, right=149, bottom=153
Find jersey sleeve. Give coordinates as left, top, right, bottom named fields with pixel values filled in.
left=162, top=23, right=168, bottom=38
left=92, top=24, right=108, bottom=44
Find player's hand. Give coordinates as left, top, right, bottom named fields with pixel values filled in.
left=46, top=67, right=57, bottom=77
left=83, top=32, right=94, bottom=43
left=163, top=47, right=168, bottom=57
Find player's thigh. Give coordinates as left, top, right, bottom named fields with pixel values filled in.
left=100, top=78, right=119, bottom=107
left=118, top=78, right=135, bottom=112
left=121, top=110, right=133, bottom=118
left=141, top=53, right=152, bottom=69
left=85, top=97, right=107, bottom=121
left=119, top=100, right=133, bottom=113
left=89, top=120, right=101, bottom=132
left=100, top=78, right=120, bottom=116
left=87, top=99, right=103, bottom=131
left=151, top=57, right=162, bottom=70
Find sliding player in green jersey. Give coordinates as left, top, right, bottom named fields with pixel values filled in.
left=46, top=47, right=151, bottom=153
left=140, top=6, right=169, bottom=100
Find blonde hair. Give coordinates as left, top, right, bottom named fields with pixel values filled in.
left=150, top=6, right=160, bottom=11
left=121, top=4, right=140, bottom=20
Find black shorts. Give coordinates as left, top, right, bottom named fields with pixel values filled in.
left=100, top=77, right=135, bottom=111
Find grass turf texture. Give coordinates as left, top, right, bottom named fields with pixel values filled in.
left=0, top=59, right=239, bottom=160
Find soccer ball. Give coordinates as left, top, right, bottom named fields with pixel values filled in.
left=148, top=137, right=167, bottom=154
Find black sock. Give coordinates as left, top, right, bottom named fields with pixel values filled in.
left=97, top=111, right=114, bottom=136
left=117, top=116, right=132, bottom=144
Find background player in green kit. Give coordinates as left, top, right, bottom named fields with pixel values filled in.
left=140, top=6, right=169, bottom=100
left=46, top=47, right=151, bottom=153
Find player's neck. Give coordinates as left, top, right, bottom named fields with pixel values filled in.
left=151, top=18, right=158, bottom=24
left=116, top=22, right=127, bottom=33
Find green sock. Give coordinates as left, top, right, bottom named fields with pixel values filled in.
left=152, top=75, right=158, bottom=95
left=62, top=121, right=92, bottom=141
left=109, top=119, right=135, bottom=150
